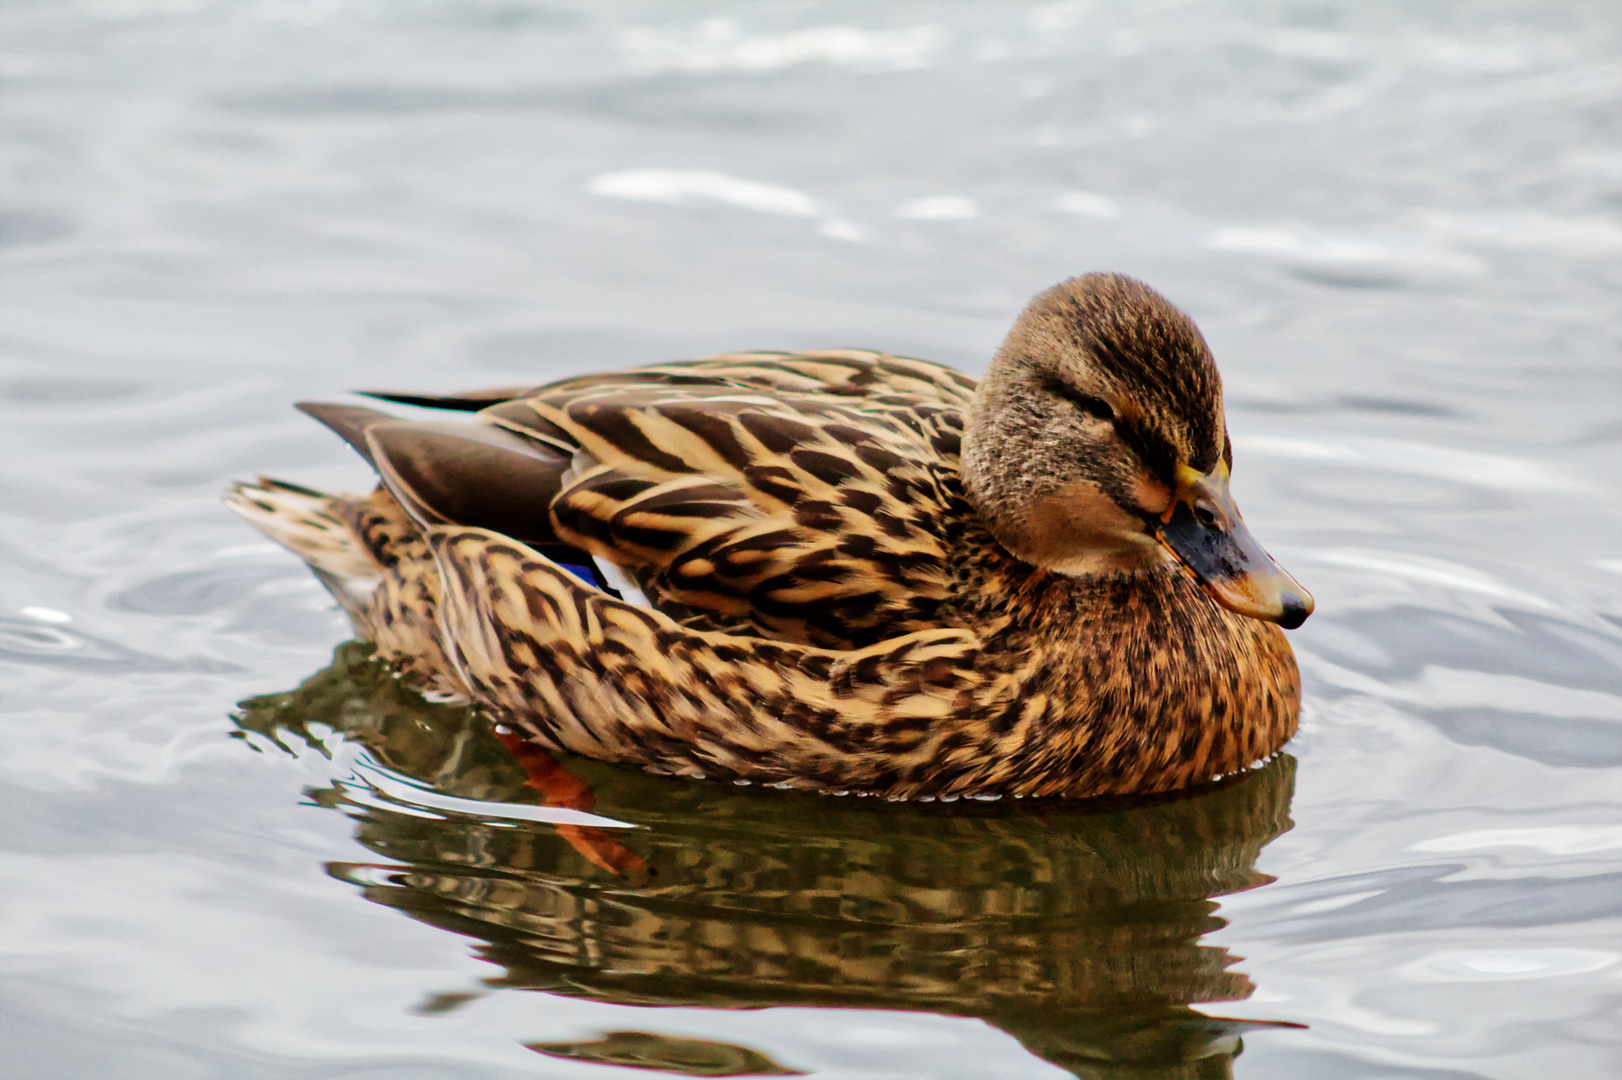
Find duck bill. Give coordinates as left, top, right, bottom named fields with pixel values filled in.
left=1156, top=464, right=1314, bottom=629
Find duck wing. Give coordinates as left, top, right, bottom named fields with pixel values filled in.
left=468, top=351, right=977, bottom=649
left=428, top=523, right=993, bottom=795
left=293, top=401, right=625, bottom=596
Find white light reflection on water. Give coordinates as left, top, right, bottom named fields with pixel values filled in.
left=1411, top=826, right=1622, bottom=856
left=1400, top=948, right=1618, bottom=982
left=2, top=2, right=1619, bottom=1078
left=586, top=169, right=821, bottom=218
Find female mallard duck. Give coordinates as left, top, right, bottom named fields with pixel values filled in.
left=228, top=273, right=1312, bottom=800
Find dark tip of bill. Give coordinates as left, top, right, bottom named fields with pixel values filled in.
left=1277, top=598, right=1310, bottom=630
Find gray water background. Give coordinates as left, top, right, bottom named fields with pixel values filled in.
left=2, top=1, right=1620, bottom=1077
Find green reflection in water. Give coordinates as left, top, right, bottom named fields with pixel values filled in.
left=237, top=642, right=1302, bottom=1080
left=529, top=1029, right=804, bottom=1076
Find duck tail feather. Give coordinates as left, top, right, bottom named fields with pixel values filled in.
left=223, top=478, right=383, bottom=608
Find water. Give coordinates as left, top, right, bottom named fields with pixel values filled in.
left=2, top=2, right=1618, bottom=1077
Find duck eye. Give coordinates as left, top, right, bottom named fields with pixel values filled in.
left=1050, top=383, right=1115, bottom=423
left=1079, top=397, right=1114, bottom=422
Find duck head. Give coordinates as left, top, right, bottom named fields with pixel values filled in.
left=962, top=273, right=1313, bottom=629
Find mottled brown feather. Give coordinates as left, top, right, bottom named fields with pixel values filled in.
left=487, top=352, right=976, bottom=649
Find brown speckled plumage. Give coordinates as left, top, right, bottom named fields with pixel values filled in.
left=227, top=274, right=1305, bottom=799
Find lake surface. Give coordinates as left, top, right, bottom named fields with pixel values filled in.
left=2, top=2, right=1619, bottom=1078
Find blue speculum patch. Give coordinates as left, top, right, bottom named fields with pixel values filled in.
left=557, top=560, right=616, bottom=596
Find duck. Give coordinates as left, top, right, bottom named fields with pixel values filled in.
left=227, top=273, right=1313, bottom=800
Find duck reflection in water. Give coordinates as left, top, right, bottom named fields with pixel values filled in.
left=236, top=642, right=1303, bottom=1080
